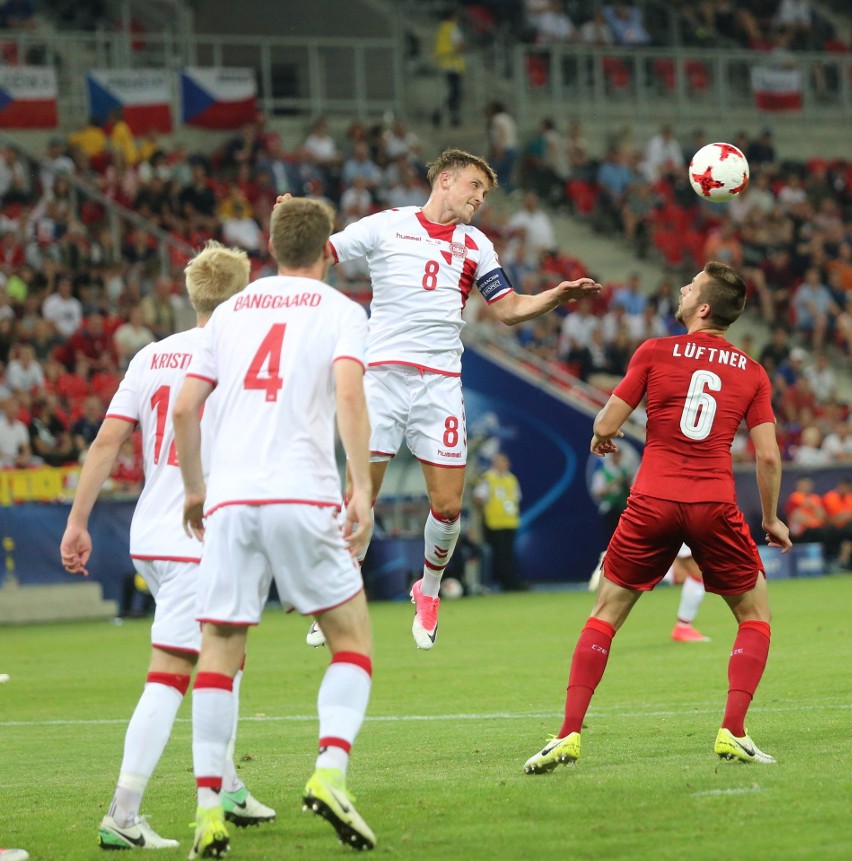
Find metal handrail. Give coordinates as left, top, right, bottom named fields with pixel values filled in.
left=0, top=131, right=196, bottom=275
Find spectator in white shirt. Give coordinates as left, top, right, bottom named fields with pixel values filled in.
left=506, top=192, right=557, bottom=269
left=5, top=344, right=45, bottom=394
left=642, top=125, right=684, bottom=182
left=113, top=305, right=156, bottom=370
left=0, top=395, right=33, bottom=468
left=42, top=275, right=83, bottom=339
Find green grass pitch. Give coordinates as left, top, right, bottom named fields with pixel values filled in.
left=1, top=574, right=850, bottom=860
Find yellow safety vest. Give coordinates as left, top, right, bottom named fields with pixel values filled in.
left=482, top=471, right=520, bottom=530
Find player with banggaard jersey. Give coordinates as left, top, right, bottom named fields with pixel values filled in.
left=60, top=242, right=275, bottom=850
left=174, top=198, right=376, bottom=858
left=303, top=148, right=602, bottom=650
left=523, top=261, right=792, bottom=774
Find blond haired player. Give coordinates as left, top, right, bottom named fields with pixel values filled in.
left=302, top=148, right=602, bottom=650
left=174, top=198, right=376, bottom=858
left=60, top=242, right=275, bottom=850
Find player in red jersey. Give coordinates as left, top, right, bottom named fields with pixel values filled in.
left=523, top=261, right=792, bottom=772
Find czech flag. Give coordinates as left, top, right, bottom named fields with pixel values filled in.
left=0, top=66, right=58, bottom=128
left=87, top=69, right=173, bottom=134
left=181, top=67, right=257, bottom=129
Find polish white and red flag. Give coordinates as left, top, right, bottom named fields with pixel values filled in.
left=750, top=66, right=803, bottom=111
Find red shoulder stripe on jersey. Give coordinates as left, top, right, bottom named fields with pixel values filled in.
left=415, top=210, right=455, bottom=242
left=459, top=257, right=477, bottom=308
left=105, top=413, right=137, bottom=425
left=185, top=372, right=216, bottom=385
left=329, top=241, right=340, bottom=264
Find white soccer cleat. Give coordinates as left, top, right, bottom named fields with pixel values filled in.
left=98, top=814, right=180, bottom=849
left=588, top=551, right=605, bottom=592
left=306, top=620, right=327, bottom=648
left=221, top=786, right=276, bottom=827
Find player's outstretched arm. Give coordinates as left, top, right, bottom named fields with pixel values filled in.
left=334, top=358, right=373, bottom=558
left=60, top=417, right=134, bottom=577
left=173, top=376, right=214, bottom=541
left=590, top=395, right=631, bottom=456
left=490, top=276, right=603, bottom=326
left=750, top=421, right=792, bottom=553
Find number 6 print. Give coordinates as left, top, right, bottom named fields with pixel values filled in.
left=680, top=369, right=721, bottom=441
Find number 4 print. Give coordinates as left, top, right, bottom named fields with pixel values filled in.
left=244, top=323, right=286, bottom=402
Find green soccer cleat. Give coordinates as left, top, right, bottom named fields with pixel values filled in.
left=302, top=768, right=376, bottom=851
left=188, top=806, right=229, bottom=860
left=523, top=732, right=582, bottom=774
left=221, top=787, right=276, bottom=827
left=98, top=814, right=179, bottom=850
left=714, top=728, right=776, bottom=764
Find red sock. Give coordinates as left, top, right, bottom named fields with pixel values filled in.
left=722, top=620, right=771, bottom=737
left=558, top=617, right=615, bottom=738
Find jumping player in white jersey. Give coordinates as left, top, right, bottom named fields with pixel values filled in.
left=301, top=148, right=602, bottom=650
left=60, top=242, right=275, bottom=850
left=667, top=543, right=710, bottom=642
left=174, top=197, right=376, bottom=858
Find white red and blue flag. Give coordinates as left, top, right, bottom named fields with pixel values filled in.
left=86, top=69, right=173, bottom=134
left=180, top=67, right=257, bottom=129
left=0, top=66, right=58, bottom=128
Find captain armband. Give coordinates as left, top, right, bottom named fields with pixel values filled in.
left=477, top=268, right=514, bottom=302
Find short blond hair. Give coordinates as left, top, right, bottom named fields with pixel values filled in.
left=269, top=197, right=335, bottom=268
left=426, top=149, right=498, bottom=190
left=184, top=240, right=250, bottom=314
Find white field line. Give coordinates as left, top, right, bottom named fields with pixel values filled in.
left=1, top=701, right=850, bottom=729
left=691, top=787, right=763, bottom=797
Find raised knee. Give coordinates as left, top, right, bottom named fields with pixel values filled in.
left=431, top=503, right=461, bottom=523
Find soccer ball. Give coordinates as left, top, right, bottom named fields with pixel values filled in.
left=688, top=142, right=750, bottom=202
left=441, top=577, right=464, bottom=599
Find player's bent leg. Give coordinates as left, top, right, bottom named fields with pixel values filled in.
left=100, top=646, right=195, bottom=849
left=415, top=463, right=465, bottom=649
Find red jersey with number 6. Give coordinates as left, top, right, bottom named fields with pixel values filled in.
left=613, top=332, right=775, bottom=504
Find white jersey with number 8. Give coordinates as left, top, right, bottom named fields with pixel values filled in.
left=330, top=206, right=511, bottom=375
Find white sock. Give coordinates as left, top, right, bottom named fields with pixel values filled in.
left=422, top=510, right=460, bottom=597
left=108, top=676, right=186, bottom=825
left=316, top=654, right=372, bottom=777
left=222, top=668, right=245, bottom=794
left=676, top=576, right=705, bottom=625
left=192, top=674, right=234, bottom=808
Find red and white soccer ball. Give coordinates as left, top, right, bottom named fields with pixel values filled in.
left=689, top=142, right=750, bottom=203
left=441, top=577, right=464, bottom=600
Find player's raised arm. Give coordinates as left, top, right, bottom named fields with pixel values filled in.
left=489, top=277, right=603, bottom=326
left=173, top=375, right=214, bottom=540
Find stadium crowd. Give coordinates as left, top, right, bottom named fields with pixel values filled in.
left=0, top=95, right=848, bottom=483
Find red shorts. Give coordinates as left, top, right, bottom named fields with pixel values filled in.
left=605, top=493, right=764, bottom=595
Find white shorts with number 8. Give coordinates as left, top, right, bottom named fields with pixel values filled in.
left=365, top=365, right=467, bottom=467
